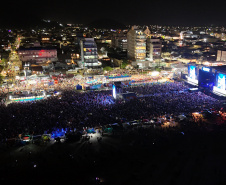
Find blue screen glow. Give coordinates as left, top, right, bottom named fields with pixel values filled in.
left=189, top=65, right=196, bottom=80
left=202, top=67, right=210, bottom=72
left=112, top=84, right=116, bottom=99
left=217, top=73, right=225, bottom=90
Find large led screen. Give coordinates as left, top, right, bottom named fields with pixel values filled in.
left=216, top=73, right=226, bottom=90
left=213, top=73, right=226, bottom=95
left=187, top=65, right=198, bottom=84
left=189, top=65, right=196, bottom=80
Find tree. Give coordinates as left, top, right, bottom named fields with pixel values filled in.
left=155, top=67, right=161, bottom=72
left=1, top=58, right=8, bottom=69
left=103, top=66, right=113, bottom=71
left=0, top=74, right=4, bottom=85
left=121, top=59, right=129, bottom=69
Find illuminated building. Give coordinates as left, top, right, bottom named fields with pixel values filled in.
left=80, top=38, right=100, bottom=68
left=127, top=26, right=146, bottom=62
left=118, top=39, right=127, bottom=52
left=111, top=32, right=127, bottom=51
left=146, top=38, right=162, bottom=62
left=18, top=47, right=57, bottom=64
left=217, top=50, right=226, bottom=61
left=41, top=36, right=51, bottom=43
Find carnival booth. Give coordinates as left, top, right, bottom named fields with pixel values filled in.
left=51, top=129, right=66, bottom=139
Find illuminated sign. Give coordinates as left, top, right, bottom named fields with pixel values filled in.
left=202, top=67, right=210, bottom=72
left=112, top=84, right=116, bottom=99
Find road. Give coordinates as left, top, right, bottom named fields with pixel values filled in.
left=6, top=36, right=22, bottom=78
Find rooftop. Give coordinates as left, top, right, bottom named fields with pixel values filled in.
left=18, top=47, right=56, bottom=51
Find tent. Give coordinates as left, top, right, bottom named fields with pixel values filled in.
left=76, top=84, right=82, bottom=90
left=178, top=114, right=186, bottom=121
left=87, top=128, right=96, bottom=133
left=74, top=75, right=83, bottom=79
left=121, top=92, right=137, bottom=101
left=90, top=84, right=102, bottom=89
left=104, top=127, right=113, bottom=133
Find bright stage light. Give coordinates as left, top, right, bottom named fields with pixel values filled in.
left=112, top=84, right=116, bottom=99
left=151, top=71, right=159, bottom=76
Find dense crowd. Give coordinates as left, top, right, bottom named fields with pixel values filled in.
left=0, top=82, right=223, bottom=142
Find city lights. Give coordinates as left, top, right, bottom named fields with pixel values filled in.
left=2, top=10, right=226, bottom=185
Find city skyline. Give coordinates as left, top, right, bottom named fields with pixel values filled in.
left=2, top=0, right=226, bottom=27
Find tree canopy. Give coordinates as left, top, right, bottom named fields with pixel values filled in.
left=121, top=59, right=129, bottom=69
left=103, top=66, right=113, bottom=71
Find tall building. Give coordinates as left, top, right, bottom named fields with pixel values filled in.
left=111, top=31, right=127, bottom=51
left=217, top=50, right=226, bottom=61
left=118, top=39, right=127, bottom=52
left=146, top=38, right=162, bottom=62
left=80, top=38, right=100, bottom=68
left=127, top=26, right=146, bottom=62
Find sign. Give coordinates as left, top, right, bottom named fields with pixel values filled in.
left=202, top=67, right=210, bottom=72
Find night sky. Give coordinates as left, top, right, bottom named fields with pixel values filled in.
left=2, top=0, right=226, bottom=27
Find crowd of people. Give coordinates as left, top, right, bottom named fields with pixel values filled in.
left=0, top=81, right=224, bottom=143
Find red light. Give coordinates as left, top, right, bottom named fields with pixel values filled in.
left=39, top=50, right=45, bottom=56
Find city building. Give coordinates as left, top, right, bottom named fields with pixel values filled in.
left=117, top=39, right=127, bottom=52
left=217, top=50, right=226, bottom=61
left=146, top=38, right=162, bottom=62
left=18, top=47, right=57, bottom=64
left=111, top=31, right=127, bottom=51
left=127, top=26, right=147, bottom=68
left=80, top=38, right=101, bottom=68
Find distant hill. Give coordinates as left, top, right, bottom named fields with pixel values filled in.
left=0, top=16, right=62, bottom=29
left=86, top=19, right=126, bottom=29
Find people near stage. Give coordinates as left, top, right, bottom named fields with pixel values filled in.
left=0, top=82, right=222, bottom=142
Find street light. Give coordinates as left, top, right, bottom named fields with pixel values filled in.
left=111, top=59, right=114, bottom=69
left=24, top=63, right=30, bottom=77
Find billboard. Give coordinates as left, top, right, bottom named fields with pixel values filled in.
left=216, top=73, right=225, bottom=90
left=213, top=73, right=226, bottom=95
left=202, top=67, right=210, bottom=72
left=189, top=65, right=196, bottom=79
left=188, top=65, right=198, bottom=84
